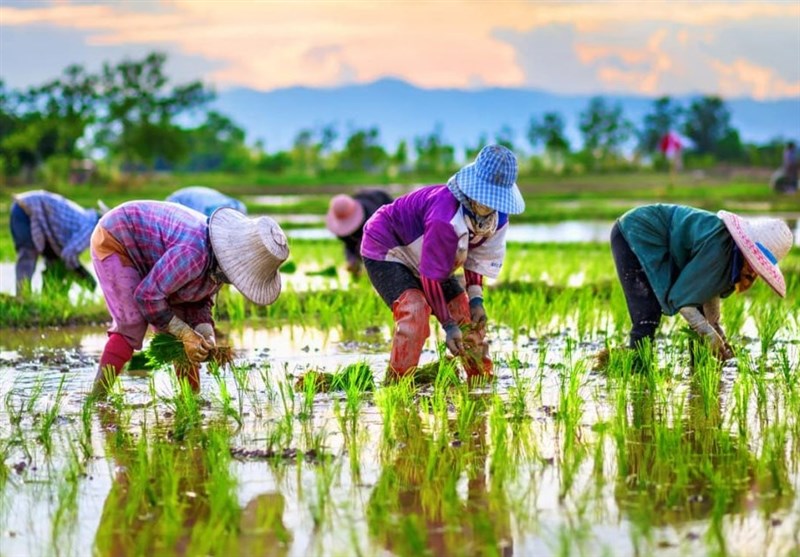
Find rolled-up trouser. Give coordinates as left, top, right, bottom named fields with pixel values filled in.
left=610, top=222, right=663, bottom=348
left=364, top=258, right=464, bottom=375
left=10, top=202, right=38, bottom=288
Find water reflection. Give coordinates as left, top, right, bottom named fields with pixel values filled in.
left=367, top=397, right=514, bottom=556
left=614, top=379, right=794, bottom=532
left=93, top=409, right=292, bottom=557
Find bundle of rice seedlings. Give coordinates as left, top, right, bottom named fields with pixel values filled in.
left=306, top=265, right=338, bottom=277
left=294, top=363, right=375, bottom=393
left=144, top=332, right=235, bottom=369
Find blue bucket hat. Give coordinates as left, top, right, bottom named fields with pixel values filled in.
left=449, top=145, right=525, bottom=214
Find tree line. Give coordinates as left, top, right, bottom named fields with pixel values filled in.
left=0, top=52, right=793, bottom=185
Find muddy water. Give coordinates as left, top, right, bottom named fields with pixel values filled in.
left=1, top=323, right=798, bottom=557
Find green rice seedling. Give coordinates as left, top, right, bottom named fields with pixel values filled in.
left=752, top=302, right=782, bottom=359
left=168, top=377, right=204, bottom=441
left=51, top=440, right=84, bottom=548
left=294, top=362, right=375, bottom=393
left=209, top=367, right=242, bottom=426
left=721, top=294, right=746, bottom=340
left=37, top=375, right=67, bottom=454
left=25, top=375, right=44, bottom=414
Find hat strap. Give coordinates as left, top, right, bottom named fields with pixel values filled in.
left=756, top=242, right=778, bottom=264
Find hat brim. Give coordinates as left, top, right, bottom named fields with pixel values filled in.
left=718, top=210, right=786, bottom=297
left=452, top=163, right=526, bottom=214
left=209, top=208, right=286, bottom=305
left=325, top=203, right=365, bottom=237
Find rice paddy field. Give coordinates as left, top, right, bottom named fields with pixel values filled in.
left=1, top=183, right=800, bottom=557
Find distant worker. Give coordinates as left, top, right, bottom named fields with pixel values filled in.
left=659, top=130, right=683, bottom=173
left=91, top=202, right=288, bottom=396
left=361, top=145, right=525, bottom=381
left=325, top=189, right=393, bottom=278
left=166, top=186, right=247, bottom=216
left=10, top=190, right=104, bottom=293
left=609, top=204, right=793, bottom=363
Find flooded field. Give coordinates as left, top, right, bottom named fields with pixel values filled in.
left=1, top=240, right=799, bottom=557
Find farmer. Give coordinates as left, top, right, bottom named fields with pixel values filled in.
left=326, top=189, right=393, bottom=278
left=610, top=204, right=793, bottom=361
left=166, top=186, right=247, bottom=216
left=9, top=190, right=103, bottom=293
left=361, top=145, right=525, bottom=380
left=91, top=201, right=288, bottom=395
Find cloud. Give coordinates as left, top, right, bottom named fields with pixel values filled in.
left=1, top=0, right=798, bottom=98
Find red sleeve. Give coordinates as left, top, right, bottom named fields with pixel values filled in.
left=420, top=275, right=453, bottom=326
left=464, top=269, right=483, bottom=288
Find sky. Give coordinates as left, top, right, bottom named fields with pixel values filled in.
left=1, top=0, right=799, bottom=100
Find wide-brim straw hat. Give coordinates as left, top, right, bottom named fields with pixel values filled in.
left=718, top=210, right=793, bottom=297
left=326, top=194, right=365, bottom=237
left=449, top=145, right=525, bottom=215
left=209, top=208, right=290, bottom=305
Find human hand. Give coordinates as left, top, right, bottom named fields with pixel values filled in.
left=194, top=323, right=216, bottom=349
left=167, top=316, right=212, bottom=363
left=444, top=322, right=464, bottom=356
left=469, top=298, right=487, bottom=329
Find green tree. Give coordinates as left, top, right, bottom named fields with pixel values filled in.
left=527, top=112, right=570, bottom=153
left=639, top=96, right=683, bottom=154
left=494, top=125, right=515, bottom=151
left=682, top=96, right=735, bottom=156
left=180, top=111, right=252, bottom=172
left=337, top=127, right=388, bottom=173
left=96, top=52, right=213, bottom=170
left=465, top=134, right=488, bottom=161
left=578, top=97, right=634, bottom=161
left=414, top=125, right=455, bottom=174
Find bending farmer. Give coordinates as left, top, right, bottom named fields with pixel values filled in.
left=91, top=202, right=288, bottom=395
left=10, top=190, right=102, bottom=293
left=611, top=204, right=793, bottom=361
left=166, top=186, right=247, bottom=216
left=326, top=189, right=393, bottom=278
left=361, top=145, right=525, bottom=380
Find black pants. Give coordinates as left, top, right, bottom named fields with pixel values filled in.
left=610, top=222, right=662, bottom=348
left=363, top=258, right=464, bottom=307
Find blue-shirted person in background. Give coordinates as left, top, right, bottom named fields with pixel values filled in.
left=10, top=190, right=103, bottom=294
left=166, top=186, right=247, bottom=217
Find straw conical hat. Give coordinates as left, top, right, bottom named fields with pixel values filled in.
left=718, top=211, right=793, bottom=297
left=209, top=208, right=289, bottom=305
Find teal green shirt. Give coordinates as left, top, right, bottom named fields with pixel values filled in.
left=617, top=204, right=735, bottom=316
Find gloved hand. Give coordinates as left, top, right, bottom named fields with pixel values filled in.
left=166, top=316, right=212, bottom=363
left=443, top=321, right=464, bottom=356
left=194, top=323, right=216, bottom=349
left=469, top=297, right=487, bottom=329
left=680, top=307, right=734, bottom=362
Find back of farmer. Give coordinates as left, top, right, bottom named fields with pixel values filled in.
left=10, top=190, right=101, bottom=293
left=610, top=203, right=793, bottom=362
left=166, top=186, right=247, bottom=217
left=361, top=145, right=525, bottom=381
left=326, top=188, right=393, bottom=278
left=91, top=201, right=288, bottom=396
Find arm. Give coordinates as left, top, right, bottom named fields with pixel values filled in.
left=464, top=269, right=487, bottom=328
left=61, top=222, right=95, bottom=270
left=679, top=306, right=733, bottom=360
left=133, top=246, right=209, bottom=329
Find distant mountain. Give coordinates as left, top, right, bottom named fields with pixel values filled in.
left=215, top=78, right=800, bottom=154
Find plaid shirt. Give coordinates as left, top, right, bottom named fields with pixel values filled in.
left=14, top=190, right=99, bottom=269
left=98, top=201, right=221, bottom=328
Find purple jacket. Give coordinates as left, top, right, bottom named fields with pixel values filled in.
left=360, top=185, right=508, bottom=281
